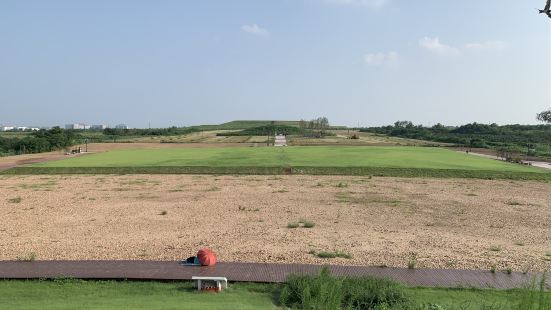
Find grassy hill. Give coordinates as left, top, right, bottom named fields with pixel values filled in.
left=192, top=120, right=302, bottom=131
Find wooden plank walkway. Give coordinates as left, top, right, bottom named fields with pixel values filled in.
left=0, top=261, right=548, bottom=290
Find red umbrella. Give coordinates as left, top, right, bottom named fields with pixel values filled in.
left=197, top=248, right=217, bottom=266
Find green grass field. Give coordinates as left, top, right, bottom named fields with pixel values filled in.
left=4, top=146, right=549, bottom=179
left=0, top=280, right=539, bottom=310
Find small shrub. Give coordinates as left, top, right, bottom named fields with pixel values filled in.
left=8, top=197, right=22, bottom=203
left=299, top=219, right=315, bottom=228
left=506, top=200, right=522, bottom=206
left=408, top=253, right=417, bottom=269
left=316, top=251, right=352, bottom=259
left=489, top=245, right=502, bottom=252
left=336, top=182, right=348, bottom=188
left=159, top=211, right=167, bottom=215
left=16, top=252, right=37, bottom=262
left=279, top=267, right=410, bottom=309
left=514, top=241, right=525, bottom=246
left=506, top=267, right=512, bottom=275
left=490, top=265, right=497, bottom=273
left=287, top=222, right=299, bottom=229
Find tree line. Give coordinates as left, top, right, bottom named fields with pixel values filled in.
left=361, top=120, right=551, bottom=158
left=0, top=127, right=76, bottom=155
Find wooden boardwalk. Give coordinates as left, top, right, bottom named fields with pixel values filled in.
left=0, top=261, right=548, bottom=290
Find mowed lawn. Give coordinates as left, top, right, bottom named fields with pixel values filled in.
left=34, top=146, right=543, bottom=173
left=0, top=280, right=537, bottom=310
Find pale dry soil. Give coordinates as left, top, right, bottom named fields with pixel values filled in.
left=1, top=175, right=550, bottom=272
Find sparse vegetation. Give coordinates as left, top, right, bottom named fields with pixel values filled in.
left=8, top=197, right=22, bottom=203
left=336, top=182, right=348, bottom=188
left=314, top=251, right=352, bottom=259
left=287, top=222, right=299, bottom=228
left=159, top=211, right=167, bottom=216
left=16, top=252, right=37, bottom=262
left=489, top=245, right=502, bottom=252
left=408, top=253, right=418, bottom=269
left=279, top=267, right=409, bottom=309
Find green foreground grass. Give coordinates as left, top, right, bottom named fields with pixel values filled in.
left=4, top=146, right=549, bottom=180
left=0, top=280, right=542, bottom=310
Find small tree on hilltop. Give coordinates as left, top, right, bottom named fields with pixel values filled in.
left=537, top=109, right=551, bottom=124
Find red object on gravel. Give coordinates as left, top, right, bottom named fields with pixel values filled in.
left=197, top=249, right=217, bottom=266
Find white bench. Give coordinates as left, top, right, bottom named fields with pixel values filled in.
left=192, top=276, right=228, bottom=291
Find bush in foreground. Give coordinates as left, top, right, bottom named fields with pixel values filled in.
left=279, top=267, right=410, bottom=309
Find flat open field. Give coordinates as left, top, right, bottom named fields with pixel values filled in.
left=36, top=146, right=514, bottom=169
left=2, top=174, right=550, bottom=271
left=12, top=146, right=548, bottom=180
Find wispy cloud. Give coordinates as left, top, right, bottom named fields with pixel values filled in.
left=363, top=51, right=399, bottom=66
left=419, top=37, right=507, bottom=56
left=241, top=24, right=269, bottom=36
left=465, top=40, right=507, bottom=52
left=418, top=37, right=460, bottom=55
left=321, top=0, right=389, bottom=8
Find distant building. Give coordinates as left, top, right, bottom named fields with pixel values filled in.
left=274, top=134, right=287, bottom=147
left=65, top=123, right=90, bottom=130
left=115, top=124, right=129, bottom=130
left=16, top=126, right=28, bottom=131
left=30, top=128, right=40, bottom=131
left=91, top=124, right=108, bottom=130
left=0, top=125, right=14, bottom=131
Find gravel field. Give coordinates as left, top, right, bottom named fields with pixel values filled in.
left=1, top=174, right=550, bottom=272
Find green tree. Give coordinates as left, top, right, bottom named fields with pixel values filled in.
left=537, top=109, right=551, bottom=123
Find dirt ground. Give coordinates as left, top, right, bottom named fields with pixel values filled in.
left=1, top=174, right=550, bottom=272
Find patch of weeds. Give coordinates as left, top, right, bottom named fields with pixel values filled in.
left=88, top=197, right=96, bottom=201
left=112, top=188, right=132, bottom=192
left=288, top=220, right=315, bottom=229
left=238, top=206, right=246, bottom=211
left=315, top=182, right=324, bottom=187
left=287, top=222, right=300, bottom=229
left=314, top=251, right=352, bottom=259
left=16, top=252, right=37, bottom=262
left=119, top=179, right=160, bottom=186
left=8, top=197, right=22, bottom=203
left=407, top=253, right=417, bottom=269
left=159, top=211, right=168, bottom=216
left=17, top=180, right=57, bottom=190
left=335, top=192, right=351, bottom=203
left=273, top=189, right=288, bottom=193
left=168, top=189, right=184, bottom=193
left=506, top=200, right=523, bottom=206
left=301, top=220, right=316, bottom=228
left=490, top=265, right=496, bottom=273
left=335, top=182, right=348, bottom=188
left=514, top=241, right=525, bottom=246
left=445, top=260, right=457, bottom=267
left=505, top=267, right=513, bottom=275
left=489, top=245, right=502, bottom=252
left=465, top=193, right=478, bottom=197
left=205, top=186, right=221, bottom=192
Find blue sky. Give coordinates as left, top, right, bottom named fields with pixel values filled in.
left=1, top=0, right=550, bottom=128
